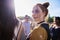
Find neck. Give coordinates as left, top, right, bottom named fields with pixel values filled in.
left=36, top=19, right=45, bottom=24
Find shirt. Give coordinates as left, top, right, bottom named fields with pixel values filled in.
left=22, top=21, right=31, bottom=36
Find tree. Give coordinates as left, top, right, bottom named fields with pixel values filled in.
left=47, top=14, right=54, bottom=23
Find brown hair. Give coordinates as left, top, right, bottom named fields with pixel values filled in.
left=36, top=2, right=49, bottom=17
left=55, top=17, right=60, bottom=26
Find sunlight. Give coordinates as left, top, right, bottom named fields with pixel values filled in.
left=14, top=0, right=60, bottom=17
left=14, top=0, right=47, bottom=17
left=14, top=0, right=33, bottom=17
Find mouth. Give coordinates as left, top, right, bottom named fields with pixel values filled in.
left=33, top=17, right=38, bottom=20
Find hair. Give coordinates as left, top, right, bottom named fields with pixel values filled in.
left=55, top=17, right=60, bottom=26
left=36, top=2, right=49, bottom=17
left=25, top=15, right=29, bottom=17
left=24, top=15, right=29, bottom=18
left=0, top=0, right=19, bottom=40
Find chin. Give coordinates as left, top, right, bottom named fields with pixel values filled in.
left=34, top=19, right=38, bottom=22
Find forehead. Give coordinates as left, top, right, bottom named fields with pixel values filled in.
left=33, top=5, right=42, bottom=11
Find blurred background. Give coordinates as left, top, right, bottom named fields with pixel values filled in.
left=14, top=0, right=60, bottom=23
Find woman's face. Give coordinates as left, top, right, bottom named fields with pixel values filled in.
left=32, top=5, right=45, bottom=22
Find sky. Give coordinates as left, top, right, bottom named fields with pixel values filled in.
left=14, top=0, right=60, bottom=17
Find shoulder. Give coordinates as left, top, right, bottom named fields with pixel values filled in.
left=41, top=23, right=49, bottom=27
left=40, top=22, right=49, bottom=29
left=22, top=21, right=25, bottom=25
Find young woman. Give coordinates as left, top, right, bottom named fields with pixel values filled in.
left=52, top=17, right=60, bottom=40
left=27, top=2, right=50, bottom=40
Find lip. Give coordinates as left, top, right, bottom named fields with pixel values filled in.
left=33, top=17, right=38, bottom=19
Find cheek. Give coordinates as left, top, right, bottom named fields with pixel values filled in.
left=37, top=13, right=41, bottom=18
left=32, top=13, right=40, bottom=21
left=39, top=12, right=45, bottom=18
left=32, top=14, right=38, bottom=18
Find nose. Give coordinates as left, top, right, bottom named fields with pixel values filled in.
left=32, top=13, right=38, bottom=18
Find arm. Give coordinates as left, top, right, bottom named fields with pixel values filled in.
left=17, top=23, right=23, bottom=40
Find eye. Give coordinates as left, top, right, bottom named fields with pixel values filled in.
left=32, top=9, right=40, bottom=14
left=35, top=9, right=39, bottom=13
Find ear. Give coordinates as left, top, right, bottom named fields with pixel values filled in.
left=43, top=11, right=46, bottom=17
